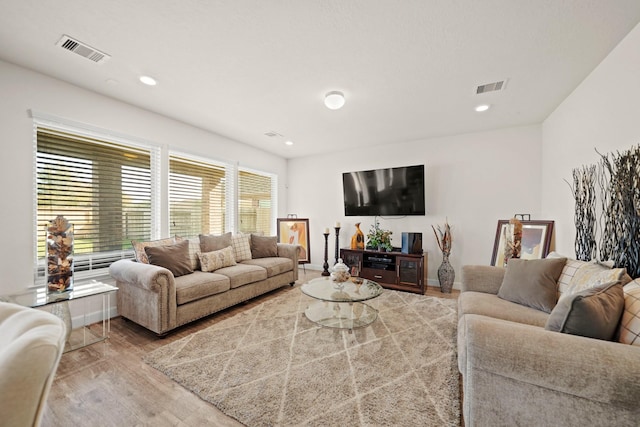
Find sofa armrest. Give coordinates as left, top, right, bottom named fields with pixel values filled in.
left=460, top=265, right=505, bottom=294
left=461, top=314, right=640, bottom=409
left=277, top=243, right=300, bottom=282
left=109, top=259, right=175, bottom=293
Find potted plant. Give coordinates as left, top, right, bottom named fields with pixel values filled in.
left=367, top=219, right=393, bottom=251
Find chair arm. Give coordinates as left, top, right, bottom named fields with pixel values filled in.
left=460, top=313, right=640, bottom=408
left=460, top=265, right=505, bottom=294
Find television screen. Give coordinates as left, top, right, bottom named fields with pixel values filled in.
left=342, top=165, right=425, bottom=216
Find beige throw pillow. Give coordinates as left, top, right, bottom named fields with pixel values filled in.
left=250, top=234, right=278, bottom=258
left=565, top=262, right=627, bottom=297
left=132, top=237, right=176, bottom=264
left=198, top=246, right=237, bottom=272
left=619, top=280, right=640, bottom=346
left=497, top=257, right=566, bottom=313
left=545, top=281, right=624, bottom=341
left=144, top=239, right=193, bottom=277
left=231, top=234, right=252, bottom=262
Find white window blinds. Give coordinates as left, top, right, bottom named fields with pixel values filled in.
left=36, top=128, right=154, bottom=274
left=238, top=169, right=277, bottom=235
left=169, top=154, right=228, bottom=237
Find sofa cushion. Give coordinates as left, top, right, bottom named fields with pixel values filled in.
left=132, top=237, right=176, bottom=264
left=198, top=246, right=237, bottom=272
left=250, top=234, right=278, bottom=258
left=619, top=280, right=640, bottom=346
left=545, top=281, right=624, bottom=341
left=215, top=263, right=268, bottom=289
left=546, top=252, right=590, bottom=295
left=459, top=291, right=549, bottom=327
left=497, top=257, right=566, bottom=313
left=231, top=234, right=252, bottom=262
left=144, top=240, right=193, bottom=277
left=241, top=257, right=294, bottom=278
left=174, top=271, right=231, bottom=305
left=565, top=263, right=627, bottom=296
left=199, top=232, right=232, bottom=253
left=176, top=236, right=201, bottom=271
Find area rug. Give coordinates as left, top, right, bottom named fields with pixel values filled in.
left=144, top=288, right=460, bottom=426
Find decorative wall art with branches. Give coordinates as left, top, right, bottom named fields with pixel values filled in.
left=568, top=145, right=640, bottom=277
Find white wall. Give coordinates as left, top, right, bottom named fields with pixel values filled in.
left=0, top=59, right=288, bottom=295
left=287, top=124, right=542, bottom=287
left=542, top=23, right=640, bottom=257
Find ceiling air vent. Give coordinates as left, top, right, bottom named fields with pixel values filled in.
left=56, top=35, right=110, bottom=64
left=476, top=80, right=507, bottom=94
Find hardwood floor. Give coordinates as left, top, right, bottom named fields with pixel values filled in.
left=41, top=269, right=459, bottom=427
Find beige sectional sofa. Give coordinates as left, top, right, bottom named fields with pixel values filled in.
left=458, top=257, right=640, bottom=427
left=109, top=233, right=299, bottom=336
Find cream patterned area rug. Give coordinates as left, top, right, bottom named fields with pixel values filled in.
left=144, top=288, right=460, bottom=426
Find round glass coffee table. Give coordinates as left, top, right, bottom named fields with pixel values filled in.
left=300, top=277, right=383, bottom=330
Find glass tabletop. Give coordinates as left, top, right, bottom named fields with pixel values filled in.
left=0, top=281, right=118, bottom=308
left=301, top=277, right=383, bottom=303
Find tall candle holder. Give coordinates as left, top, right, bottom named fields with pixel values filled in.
left=334, top=226, right=341, bottom=264
left=322, top=232, right=330, bottom=276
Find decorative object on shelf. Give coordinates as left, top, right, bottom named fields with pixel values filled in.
left=502, top=217, right=523, bottom=267
left=334, top=223, right=341, bottom=264
left=432, top=219, right=454, bottom=293
left=46, top=215, right=74, bottom=294
left=350, top=222, right=365, bottom=250
left=366, top=218, right=393, bottom=252
left=321, top=230, right=330, bottom=276
left=490, top=219, right=554, bottom=266
left=330, top=258, right=351, bottom=288
left=277, top=217, right=310, bottom=263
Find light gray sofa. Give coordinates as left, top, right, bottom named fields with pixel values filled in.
left=109, top=243, right=299, bottom=336
left=458, top=264, right=640, bottom=427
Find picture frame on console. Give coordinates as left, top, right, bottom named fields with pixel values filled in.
left=277, top=218, right=310, bottom=263
left=491, top=220, right=554, bottom=266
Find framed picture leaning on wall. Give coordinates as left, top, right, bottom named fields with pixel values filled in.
left=491, top=220, right=554, bottom=266
left=277, top=218, right=310, bottom=263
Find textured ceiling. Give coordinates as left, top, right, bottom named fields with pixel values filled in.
left=1, top=1, right=639, bottom=159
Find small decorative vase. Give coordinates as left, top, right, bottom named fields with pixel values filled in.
left=330, top=258, right=351, bottom=287
left=438, top=252, right=455, bottom=293
left=350, top=223, right=365, bottom=250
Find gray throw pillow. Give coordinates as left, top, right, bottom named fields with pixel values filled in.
left=144, top=239, right=194, bottom=277
left=199, top=232, right=232, bottom=253
left=250, top=234, right=278, bottom=258
left=545, top=281, right=624, bottom=341
left=497, top=257, right=566, bottom=313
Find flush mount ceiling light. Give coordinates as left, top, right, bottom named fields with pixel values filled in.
left=285, top=140, right=294, bottom=146
left=324, top=91, right=345, bottom=110
left=139, top=75, right=157, bottom=86
left=475, top=104, right=490, bottom=112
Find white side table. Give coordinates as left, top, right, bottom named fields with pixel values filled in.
left=0, top=281, right=117, bottom=352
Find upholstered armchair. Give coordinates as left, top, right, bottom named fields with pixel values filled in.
left=0, top=302, right=66, bottom=427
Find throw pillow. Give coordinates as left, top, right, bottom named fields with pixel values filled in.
left=144, top=239, right=193, bottom=277
left=250, top=234, right=278, bottom=258
left=565, top=262, right=627, bottom=297
left=497, top=257, right=566, bottom=313
left=198, top=246, right=237, bottom=272
left=132, top=237, right=176, bottom=264
left=231, top=234, right=252, bottom=262
left=199, top=232, right=232, bottom=253
left=547, top=252, right=590, bottom=295
left=175, top=236, right=201, bottom=271
left=618, top=280, right=640, bottom=346
left=545, top=281, right=624, bottom=341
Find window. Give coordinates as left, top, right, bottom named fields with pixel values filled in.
left=35, top=127, right=157, bottom=278
left=169, top=154, right=230, bottom=238
left=238, top=168, right=277, bottom=235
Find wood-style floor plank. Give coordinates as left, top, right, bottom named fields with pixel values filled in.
left=41, top=269, right=458, bottom=426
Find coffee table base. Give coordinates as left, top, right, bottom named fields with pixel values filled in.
left=304, top=300, right=378, bottom=330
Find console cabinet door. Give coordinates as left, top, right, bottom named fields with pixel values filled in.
left=397, top=255, right=423, bottom=289
left=340, top=249, right=363, bottom=275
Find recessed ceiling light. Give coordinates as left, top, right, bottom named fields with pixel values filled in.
left=139, top=75, right=157, bottom=86
left=475, top=104, right=490, bottom=112
left=285, top=141, right=293, bottom=146
left=324, top=91, right=345, bottom=110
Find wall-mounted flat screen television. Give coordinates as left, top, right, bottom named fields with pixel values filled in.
left=342, top=164, right=425, bottom=216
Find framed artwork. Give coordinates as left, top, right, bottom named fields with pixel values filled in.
left=491, top=220, right=554, bottom=266
left=277, top=218, right=310, bottom=263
